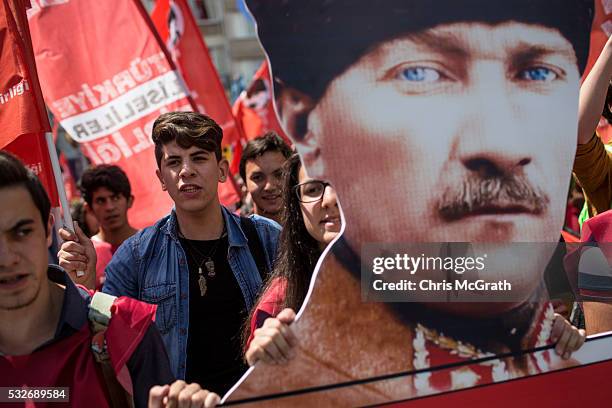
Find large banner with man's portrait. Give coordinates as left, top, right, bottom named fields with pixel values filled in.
left=224, top=1, right=612, bottom=406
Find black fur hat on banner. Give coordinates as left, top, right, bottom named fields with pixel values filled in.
left=247, top=0, right=594, bottom=100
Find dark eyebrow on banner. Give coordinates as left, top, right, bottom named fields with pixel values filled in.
left=509, top=44, right=577, bottom=67
left=406, top=30, right=469, bottom=59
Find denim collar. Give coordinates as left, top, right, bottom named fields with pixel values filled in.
left=161, top=207, right=248, bottom=248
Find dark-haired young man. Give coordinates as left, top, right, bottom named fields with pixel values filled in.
left=78, top=165, right=138, bottom=289
left=59, top=112, right=280, bottom=395
left=239, top=132, right=292, bottom=224
left=0, top=151, right=201, bottom=408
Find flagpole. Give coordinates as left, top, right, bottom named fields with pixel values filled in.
left=45, top=132, right=86, bottom=277
left=45, top=132, right=73, bottom=230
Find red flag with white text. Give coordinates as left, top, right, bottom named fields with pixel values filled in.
left=232, top=60, right=292, bottom=146
left=4, top=133, right=59, bottom=205
left=28, top=0, right=199, bottom=228
left=0, top=0, right=57, bottom=204
left=0, top=0, right=49, bottom=148
left=151, top=0, right=241, bottom=205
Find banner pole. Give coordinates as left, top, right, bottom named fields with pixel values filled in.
left=45, top=132, right=86, bottom=277
left=45, top=132, right=73, bottom=230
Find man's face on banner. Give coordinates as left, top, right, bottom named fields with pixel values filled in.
left=294, top=22, right=579, bottom=249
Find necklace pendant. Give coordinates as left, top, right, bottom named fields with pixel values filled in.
left=205, top=258, right=215, bottom=278
left=198, top=274, right=207, bottom=297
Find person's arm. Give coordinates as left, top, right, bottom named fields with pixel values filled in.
left=127, top=324, right=175, bottom=408
left=583, top=301, right=612, bottom=335
left=578, top=35, right=612, bottom=145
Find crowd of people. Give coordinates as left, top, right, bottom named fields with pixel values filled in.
left=3, top=1, right=612, bottom=406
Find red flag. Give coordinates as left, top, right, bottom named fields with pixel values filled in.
left=28, top=0, right=202, bottom=228
left=582, top=0, right=612, bottom=78
left=4, top=133, right=59, bottom=205
left=0, top=0, right=49, bottom=148
left=151, top=0, right=241, bottom=206
left=232, top=60, right=292, bottom=146
left=0, top=0, right=57, bottom=203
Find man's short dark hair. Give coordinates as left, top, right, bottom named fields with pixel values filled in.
left=0, top=151, right=51, bottom=232
left=152, top=111, right=223, bottom=167
left=239, top=132, right=293, bottom=182
left=247, top=0, right=593, bottom=100
left=79, top=164, right=132, bottom=207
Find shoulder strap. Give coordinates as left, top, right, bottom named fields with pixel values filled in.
left=88, top=293, right=134, bottom=408
left=240, top=216, right=270, bottom=282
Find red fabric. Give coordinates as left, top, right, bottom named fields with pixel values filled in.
left=0, top=290, right=156, bottom=406
left=564, top=202, right=581, bottom=237
left=382, top=359, right=612, bottom=408
left=58, top=153, right=78, bottom=201
left=0, top=324, right=112, bottom=408
left=0, top=0, right=49, bottom=149
left=582, top=0, right=612, bottom=80
left=91, top=238, right=117, bottom=291
left=561, top=229, right=580, bottom=243
left=564, top=210, right=612, bottom=299
left=106, top=295, right=157, bottom=393
left=4, top=132, right=59, bottom=206
left=581, top=209, right=612, bottom=243
left=28, top=0, right=194, bottom=229
left=151, top=0, right=242, bottom=207
left=232, top=60, right=292, bottom=146
left=246, top=277, right=287, bottom=348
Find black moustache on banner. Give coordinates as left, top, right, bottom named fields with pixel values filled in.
left=437, top=173, right=549, bottom=221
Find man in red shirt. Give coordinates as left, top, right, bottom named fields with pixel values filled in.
left=79, top=165, right=138, bottom=289
left=0, top=151, right=218, bottom=407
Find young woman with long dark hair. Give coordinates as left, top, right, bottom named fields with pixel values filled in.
left=243, top=154, right=341, bottom=365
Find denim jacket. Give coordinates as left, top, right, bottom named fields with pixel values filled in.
left=102, top=207, right=280, bottom=379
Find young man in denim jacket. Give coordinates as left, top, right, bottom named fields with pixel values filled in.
left=59, top=112, right=280, bottom=396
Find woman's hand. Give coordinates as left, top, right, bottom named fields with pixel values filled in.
left=551, top=313, right=586, bottom=360
left=245, top=308, right=298, bottom=366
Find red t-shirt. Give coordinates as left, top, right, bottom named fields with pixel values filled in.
left=92, top=236, right=118, bottom=291
left=246, top=277, right=287, bottom=348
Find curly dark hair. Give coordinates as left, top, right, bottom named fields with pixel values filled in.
left=242, top=154, right=322, bottom=347
left=79, top=164, right=131, bottom=207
